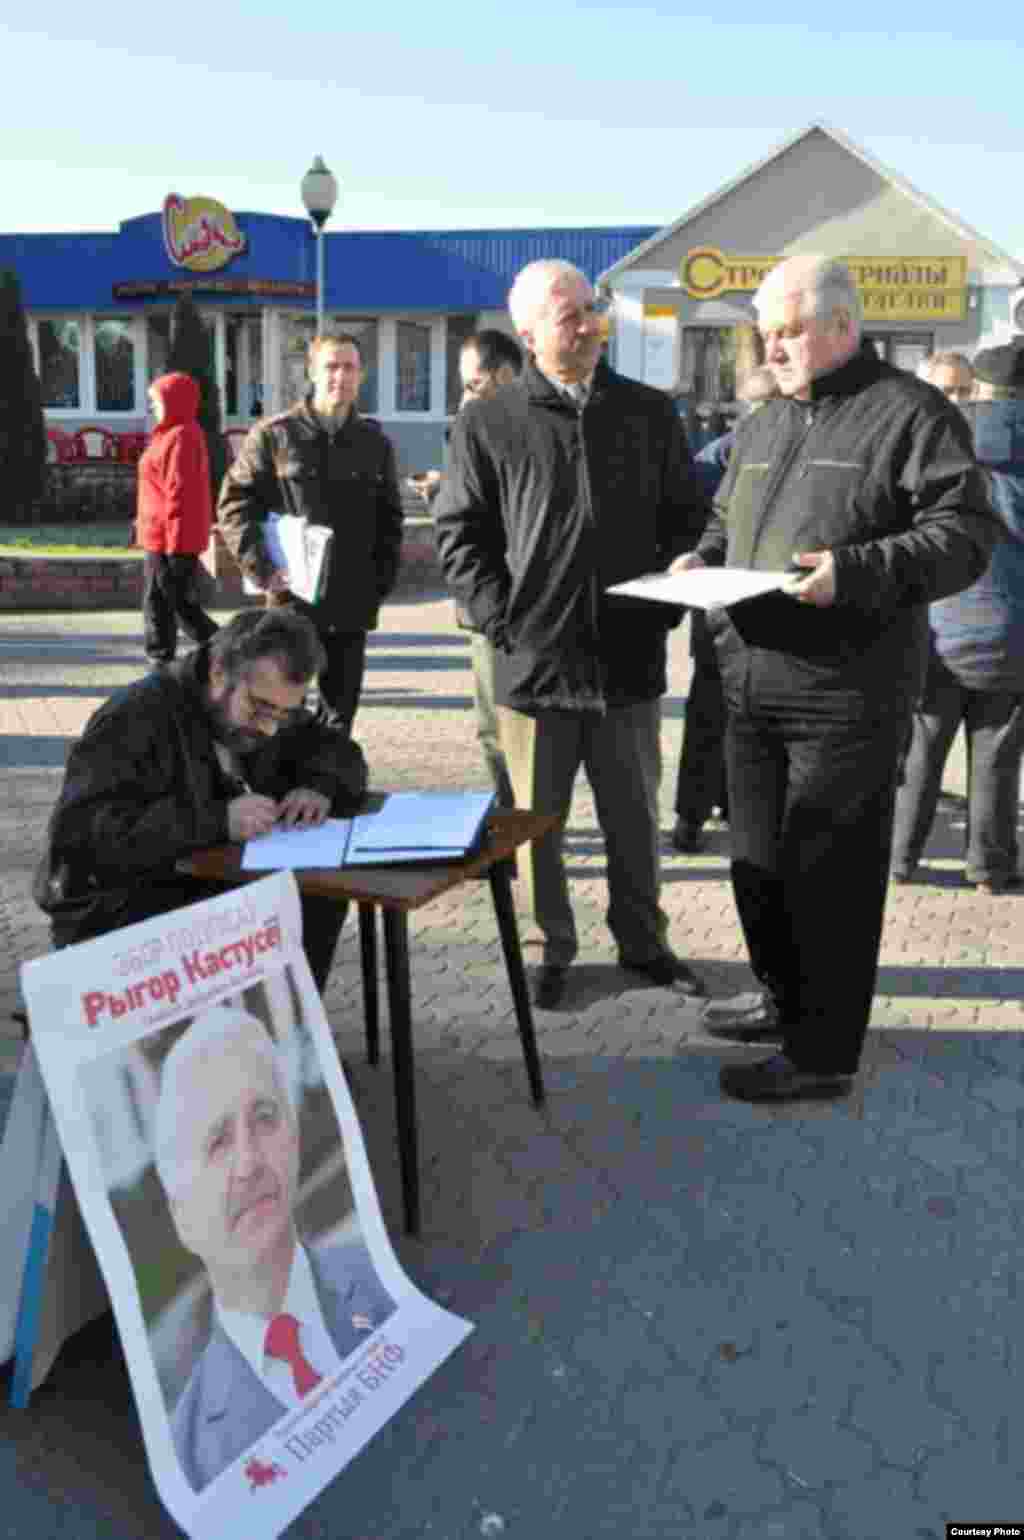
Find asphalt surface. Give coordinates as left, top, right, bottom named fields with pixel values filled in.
left=1, top=597, right=1022, bottom=1539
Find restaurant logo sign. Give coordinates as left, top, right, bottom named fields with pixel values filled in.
left=680, top=247, right=968, bottom=322
left=162, top=193, right=246, bottom=272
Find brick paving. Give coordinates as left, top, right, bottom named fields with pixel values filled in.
left=0, top=595, right=1021, bottom=1539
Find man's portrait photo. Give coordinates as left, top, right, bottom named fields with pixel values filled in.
left=79, top=970, right=396, bottom=1494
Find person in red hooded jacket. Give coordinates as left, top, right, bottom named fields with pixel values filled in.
left=137, top=371, right=219, bottom=663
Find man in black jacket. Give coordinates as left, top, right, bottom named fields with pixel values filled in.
left=34, top=610, right=368, bottom=992
left=435, top=259, right=707, bottom=1010
left=218, top=333, right=404, bottom=734
left=674, top=254, right=997, bottom=1102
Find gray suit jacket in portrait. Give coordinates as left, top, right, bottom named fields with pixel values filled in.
left=171, top=1237, right=396, bottom=1492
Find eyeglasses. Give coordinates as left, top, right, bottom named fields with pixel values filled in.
left=239, top=681, right=302, bottom=728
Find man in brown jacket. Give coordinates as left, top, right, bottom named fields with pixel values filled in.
left=218, top=333, right=404, bottom=732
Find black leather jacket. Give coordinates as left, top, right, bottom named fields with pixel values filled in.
left=696, top=341, right=998, bottom=713
left=218, top=400, right=404, bottom=633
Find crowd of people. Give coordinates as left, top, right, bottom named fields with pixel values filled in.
left=35, top=252, right=1020, bottom=1111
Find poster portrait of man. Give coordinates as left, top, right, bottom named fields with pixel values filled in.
left=80, top=971, right=395, bottom=1492
left=21, top=873, right=471, bottom=1539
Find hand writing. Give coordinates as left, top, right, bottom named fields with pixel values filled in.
left=276, top=788, right=331, bottom=828
left=670, top=550, right=706, bottom=575
left=228, top=793, right=280, bottom=841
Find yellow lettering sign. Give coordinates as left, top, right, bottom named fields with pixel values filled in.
left=680, top=249, right=966, bottom=319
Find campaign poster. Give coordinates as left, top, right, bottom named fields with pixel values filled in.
left=19, top=872, right=473, bottom=1540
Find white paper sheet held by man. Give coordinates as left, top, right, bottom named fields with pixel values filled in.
left=606, top=568, right=789, bottom=609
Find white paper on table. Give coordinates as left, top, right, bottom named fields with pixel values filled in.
left=606, top=567, right=789, bottom=609
left=241, top=816, right=353, bottom=870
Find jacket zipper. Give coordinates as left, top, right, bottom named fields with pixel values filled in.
left=574, top=398, right=606, bottom=713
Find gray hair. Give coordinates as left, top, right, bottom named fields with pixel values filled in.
left=508, top=259, right=589, bottom=333
left=755, top=255, right=863, bottom=332
left=154, top=1006, right=295, bottom=1198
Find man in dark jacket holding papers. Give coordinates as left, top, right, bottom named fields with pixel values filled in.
left=673, top=254, right=997, bottom=1103
left=34, top=610, right=367, bottom=992
left=218, top=333, right=404, bottom=733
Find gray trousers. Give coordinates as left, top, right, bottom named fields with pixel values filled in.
left=498, top=700, right=669, bottom=967
left=470, top=632, right=514, bottom=807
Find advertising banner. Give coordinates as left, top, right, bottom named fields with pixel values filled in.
left=19, top=873, right=472, bottom=1539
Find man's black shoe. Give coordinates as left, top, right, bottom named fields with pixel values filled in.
left=719, top=1052, right=853, bottom=1104
left=701, top=989, right=782, bottom=1042
left=531, top=964, right=569, bottom=1009
left=620, top=953, right=706, bottom=996
left=670, top=818, right=704, bottom=853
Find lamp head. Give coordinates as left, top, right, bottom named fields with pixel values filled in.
left=301, top=155, right=338, bottom=230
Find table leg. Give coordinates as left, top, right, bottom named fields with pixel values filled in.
left=488, top=863, right=546, bottom=1106
left=382, top=907, right=420, bottom=1236
left=358, top=902, right=379, bottom=1065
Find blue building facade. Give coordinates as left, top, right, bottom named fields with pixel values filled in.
left=2, top=201, right=654, bottom=471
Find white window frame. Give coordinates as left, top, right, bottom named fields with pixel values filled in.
left=381, top=314, right=449, bottom=421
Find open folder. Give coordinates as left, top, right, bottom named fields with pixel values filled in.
left=241, top=513, right=333, bottom=604
left=241, top=790, right=496, bottom=871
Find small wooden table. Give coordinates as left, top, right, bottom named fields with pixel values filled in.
left=180, top=809, right=557, bottom=1235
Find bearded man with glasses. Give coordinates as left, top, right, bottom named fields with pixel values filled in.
left=35, top=610, right=367, bottom=993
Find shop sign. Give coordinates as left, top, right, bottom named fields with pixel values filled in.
left=113, top=277, right=314, bottom=299
left=680, top=247, right=968, bottom=321
left=162, top=193, right=246, bottom=272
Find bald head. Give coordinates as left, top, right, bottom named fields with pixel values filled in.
left=754, top=255, right=862, bottom=400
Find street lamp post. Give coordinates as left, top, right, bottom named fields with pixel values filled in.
left=301, top=155, right=339, bottom=336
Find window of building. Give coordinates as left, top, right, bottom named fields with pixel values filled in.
left=866, top=332, right=933, bottom=374
left=38, top=317, right=82, bottom=409
left=445, top=315, right=478, bottom=414
left=146, top=314, right=173, bottom=383
left=94, top=317, right=136, bottom=411
left=396, top=320, right=431, bottom=412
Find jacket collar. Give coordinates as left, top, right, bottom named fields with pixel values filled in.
left=805, top=338, right=885, bottom=403
left=298, top=394, right=361, bottom=436
left=521, top=354, right=614, bottom=406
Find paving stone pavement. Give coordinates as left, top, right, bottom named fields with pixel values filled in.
left=0, top=597, right=1022, bottom=1539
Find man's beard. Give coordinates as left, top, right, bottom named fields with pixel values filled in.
left=208, top=696, right=264, bottom=756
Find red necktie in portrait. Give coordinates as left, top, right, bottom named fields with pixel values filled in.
left=264, top=1312, right=323, bottom=1397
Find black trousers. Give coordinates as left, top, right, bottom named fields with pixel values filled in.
left=891, top=654, right=1024, bottom=884
left=143, top=554, right=218, bottom=662
left=52, top=878, right=347, bottom=995
left=317, top=629, right=369, bottom=735
left=674, top=625, right=728, bottom=827
left=726, top=706, right=906, bottom=1075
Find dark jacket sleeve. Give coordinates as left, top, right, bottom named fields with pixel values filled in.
left=35, top=695, right=231, bottom=912
left=695, top=433, right=741, bottom=568
left=433, top=411, right=511, bottom=646
left=656, top=408, right=711, bottom=564
left=216, top=424, right=280, bottom=586
left=832, top=403, right=999, bottom=613
left=249, top=715, right=369, bottom=814
left=373, top=435, right=405, bottom=600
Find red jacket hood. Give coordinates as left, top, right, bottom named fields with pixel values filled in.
left=150, top=372, right=201, bottom=430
